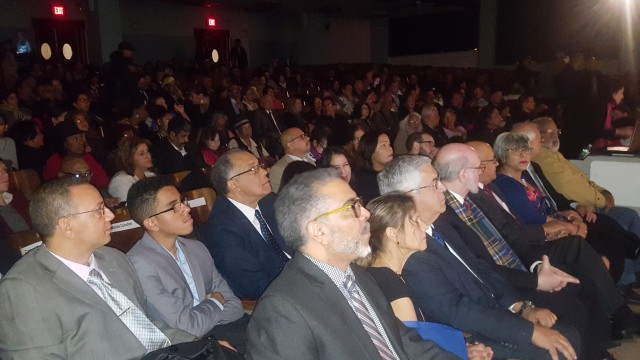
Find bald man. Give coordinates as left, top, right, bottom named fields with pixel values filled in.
left=59, top=156, right=92, bottom=182
left=268, top=127, right=315, bottom=193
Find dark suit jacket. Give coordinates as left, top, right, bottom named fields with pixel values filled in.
left=251, top=109, right=285, bottom=156
left=204, top=194, right=291, bottom=300
left=402, top=223, right=534, bottom=348
left=0, top=246, right=194, bottom=359
left=151, top=138, right=203, bottom=175
left=247, top=253, right=457, bottom=360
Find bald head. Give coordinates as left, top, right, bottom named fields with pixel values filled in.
left=434, top=143, right=481, bottom=196
left=280, top=127, right=310, bottom=157
left=60, top=156, right=91, bottom=182
left=532, top=117, right=560, bottom=152
left=467, top=141, right=497, bottom=185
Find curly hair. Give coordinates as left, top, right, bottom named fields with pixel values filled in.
left=115, top=137, right=152, bottom=176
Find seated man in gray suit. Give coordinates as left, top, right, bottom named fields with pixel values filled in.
left=0, top=178, right=195, bottom=359
left=246, top=168, right=457, bottom=359
left=269, top=127, right=315, bottom=193
left=126, top=177, right=246, bottom=349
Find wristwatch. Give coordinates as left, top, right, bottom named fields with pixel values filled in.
left=516, top=300, right=535, bottom=316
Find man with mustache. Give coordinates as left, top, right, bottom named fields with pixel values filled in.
left=247, top=168, right=457, bottom=359
left=204, top=149, right=292, bottom=300
left=151, top=116, right=202, bottom=175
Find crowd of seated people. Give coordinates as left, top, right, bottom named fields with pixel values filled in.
left=2, top=44, right=640, bottom=359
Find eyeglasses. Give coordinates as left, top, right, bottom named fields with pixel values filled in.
left=149, top=197, right=190, bottom=217
left=507, top=147, right=533, bottom=156
left=288, top=132, right=308, bottom=143
left=543, top=129, right=562, bottom=136
left=465, top=165, right=486, bottom=173
left=62, top=204, right=106, bottom=219
left=407, top=177, right=441, bottom=193
left=417, top=140, right=435, bottom=146
left=228, top=163, right=267, bottom=180
left=480, top=158, right=499, bottom=165
left=312, top=197, right=363, bottom=221
left=62, top=171, right=93, bottom=179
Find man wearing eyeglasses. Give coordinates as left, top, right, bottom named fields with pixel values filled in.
left=205, top=149, right=292, bottom=300
left=269, top=127, right=315, bottom=193
left=0, top=178, right=195, bottom=359
left=247, top=168, right=456, bottom=360
left=126, top=177, right=246, bottom=351
left=406, top=132, right=439, bottom=158
left=377, top=155, right=580, bottom=360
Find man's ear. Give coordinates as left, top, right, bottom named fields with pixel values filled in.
left=57, top=217, right=74, bottom=238
left=411, top=142, right=419, bottom=154
left=385, top=227, right=398, bottom=244
left=226, top=179, right=238, bottom=193
left=143, top=217, right=159, bottom=232
left=306, top=220, right=328, bottom=246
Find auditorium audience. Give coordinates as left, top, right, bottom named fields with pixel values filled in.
left=0, top=114, right=18, bottom=169
left=406, top=132, right=439, bottom=158
left=393, top=111, right=422, bottom=156
left=269, top=127, right=314, bottom=194
left=246, top=168, right=457, bottom=359
left=352, top=130, right=393, bottom=205
left=197, top=126, right=222, bottom=167
left=8, top=120, right=44, bottom=176
left=318, top=146, right=353, bottom=184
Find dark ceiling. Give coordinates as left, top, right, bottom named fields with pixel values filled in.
left=168, top=0, right=479, bottom=18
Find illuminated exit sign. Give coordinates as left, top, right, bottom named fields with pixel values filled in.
left=207, top=18, right=216, bottom=27
left=52, top=5, right=65, bottom=16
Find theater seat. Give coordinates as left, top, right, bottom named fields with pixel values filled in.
left=167, top=170, right=191, bottom=188
left=9, top=169, right=41, bottom=200
left=183, top=187, right=217, bottom=225
left=108, top=207, right=144, bottom=253
left=8, top=229, right=42, bottom=256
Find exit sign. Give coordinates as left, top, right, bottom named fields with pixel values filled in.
left=207, top=18, right=216, bottom=27
left=52, top=5, right=65, bottom=16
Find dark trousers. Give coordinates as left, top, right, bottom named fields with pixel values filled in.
left=205, top=314, right=250, bottom=355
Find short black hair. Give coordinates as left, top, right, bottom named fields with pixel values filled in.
left=168, top=115, right=191, bottom=135
left=127, top=176, right=174, bottom=226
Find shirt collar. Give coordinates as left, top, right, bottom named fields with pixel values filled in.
left=46, top=246, right=106, bottom=282
left=1, top=192, right=12, bottom=205
left=448, top=189, right=465, bottom=204
left=227, top=197, right=260, bottom=219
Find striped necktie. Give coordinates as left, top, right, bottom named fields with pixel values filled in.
left=255, top=209, right=289, bottom=262
left=344, top=274, right=397, bottom=360
left=87, top=269, right=170, bottom=353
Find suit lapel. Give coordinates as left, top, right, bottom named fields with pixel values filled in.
left=37, top=247, right=112, bottom=313
left=178, top=237, right=207, bottom=300
left=293, top=255, right=389, bottom=360
left=139, top=234, right=196, bottom=300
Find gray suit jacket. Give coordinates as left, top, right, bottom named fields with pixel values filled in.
left=127, top=233, right=243, bottom=337
left=268, top=155, right=296, bottom=194
left=0, top=246, right=194, bottom=360
left=246, top=253, right=457, bottom=360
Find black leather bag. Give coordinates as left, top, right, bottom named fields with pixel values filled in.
left=141, top=338, right=244, bottom=360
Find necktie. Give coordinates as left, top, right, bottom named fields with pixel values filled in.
left=255, top=210, right=289, bottom=262
left=463, top=197, right=527, bottom=271
left=267, top=110, right=282, bottom=134
left=87, top=269, right=170, bottom=353
left=431, top=228, right=446, bottom=247
left=343, top=274, right=397, bottom=360
left=525, top=166, right=558, bottom=213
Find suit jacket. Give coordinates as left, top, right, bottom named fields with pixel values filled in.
left=467, top=189, right=546, bottom=265
left=252, top=109, right=285, bottom=157
left=246, top=253, right=457, bottom=360
left=151, top=138, right=202, bottom=175
left=402, top=223, right=534, bottom=348
left=204, top=194, right=291, bottom=300
left=127, top=233, right=244, bottom=337
left=0, top=246, right=194, bottom=360
left=269, top=155, right=315, bottom=194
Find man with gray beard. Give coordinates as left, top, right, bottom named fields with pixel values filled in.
left=246, top=168, right=456, bottom=360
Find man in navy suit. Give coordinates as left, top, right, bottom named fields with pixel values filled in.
left=204, top=149, right=292, bottom=300
left=378, top=155, right=580, bottom=360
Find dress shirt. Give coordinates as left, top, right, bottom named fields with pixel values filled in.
left=227, top=197, right=291, bottom=258
left=302, top=253, right=399, bottom=359
left=286, top=154, right=316, bottom=165
left=477, top=183, right=513, bottom=215
left=427, top=226, right=484, bottom=282
left=47, top=247, right=111, bottom=299
left=170, top=141, right=188, bottom=157
left=161, top=242, right=223, bottom=309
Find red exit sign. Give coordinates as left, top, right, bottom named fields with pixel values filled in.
left=207, top=18, right=216, bottom=27
left=52, top=5, right=65, bottom=16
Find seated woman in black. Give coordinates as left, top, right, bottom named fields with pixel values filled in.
left=351, top=130, right=393, bottom=205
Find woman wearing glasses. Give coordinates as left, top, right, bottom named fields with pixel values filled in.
left=492, top=132, right=633, bottom=282
left=365, top=193, right=493, bottom=360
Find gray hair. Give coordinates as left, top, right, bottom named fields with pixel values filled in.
left=30, top=177, right=86, bottom=241
left=210, top=149, right=247, bottom=196
left=275, top=168, right=341, bottom=250
left=511, top=121, right=537, bottom=143
left=378, top=155, right=432, bottom=194
left=493, top=132, right=531, bottom=163
left=420, top=105, right=438, bottom=119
